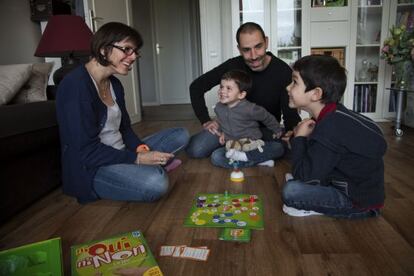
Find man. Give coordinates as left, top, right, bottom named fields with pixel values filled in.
left=186, top=22, right=301, bottom=158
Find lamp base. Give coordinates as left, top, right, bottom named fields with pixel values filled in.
left=53, top=58, right=80, bottom=85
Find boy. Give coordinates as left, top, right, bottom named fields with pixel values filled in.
left=282, top=55, right=387, bottom=218
left=210, top=70, right=284, bottom=168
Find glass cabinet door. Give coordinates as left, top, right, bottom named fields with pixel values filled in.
left=352, top=0, right=384, bottom=115
left=238, top=0, right=265, bottom=26
left=274, top=0, right=302, bottom=65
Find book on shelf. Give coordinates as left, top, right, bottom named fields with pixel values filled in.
left=353, top=85, right=359, bottom=112
left=0, top=237, right=63, bottom=276
left=354, top=84, right=377, bottom=113
left=397, top=10, right=414, bottom=30
left=71, top=230, right=163, bottom=276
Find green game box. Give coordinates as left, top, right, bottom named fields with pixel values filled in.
left=0, top=237, right=63, bottom=276
left=184, top=193, right=264, bottom=229
left=71, top=230, right=163, bottom=276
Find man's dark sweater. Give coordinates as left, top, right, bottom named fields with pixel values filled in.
left=291, top=104, right=387, bottom=208
left=190, top=52, right=301, bottom=131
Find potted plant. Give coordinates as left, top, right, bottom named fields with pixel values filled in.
left=381, top=24, right=414, bottom=89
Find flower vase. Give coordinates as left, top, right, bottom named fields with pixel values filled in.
left=393, top=61, right=412, bottom=90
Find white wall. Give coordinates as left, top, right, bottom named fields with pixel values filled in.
left=0, top=0, right=43, bottom=64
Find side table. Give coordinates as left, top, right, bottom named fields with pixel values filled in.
left=386, top=87, right=414, bottom=137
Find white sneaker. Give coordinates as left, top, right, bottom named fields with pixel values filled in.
left=225, top=149, right=248, bottom=161
left=285, top=173, right=293, bottom=182
left=258, top=160, right=274, bottom=167
left=282, top=204, right=322, bottom=217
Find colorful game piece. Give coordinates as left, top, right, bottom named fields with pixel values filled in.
left=184, top=193, right=264, bottom=229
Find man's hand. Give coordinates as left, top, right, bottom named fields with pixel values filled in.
left=293, top=118, right=315, bottom=137
left=203, top=120, right=220, bottom=136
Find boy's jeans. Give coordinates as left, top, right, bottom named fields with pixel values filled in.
left=282, top=180, right=381, bottom=219
left=93, top=127, right=189, bottom=202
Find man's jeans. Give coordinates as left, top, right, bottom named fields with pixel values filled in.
left=93, top=127, right=189, bottom=202
left=282, top=180, right=381, bottom=219
left=186, top=129, right=285, bottom=168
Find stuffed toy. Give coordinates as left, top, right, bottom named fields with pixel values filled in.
left=225, top=138, right=265, bottom=153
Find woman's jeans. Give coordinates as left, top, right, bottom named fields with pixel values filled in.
left=93, top=127, right=189, bottom=202
left=185, top=129, right=285, bottom=168
left=282, top=180, right=381, bottom=219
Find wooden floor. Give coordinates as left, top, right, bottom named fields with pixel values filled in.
left=1, top=111, right=414, bottom=275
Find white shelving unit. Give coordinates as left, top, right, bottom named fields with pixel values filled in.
left=348, top=0, right=390, bottom=120
left=229, top=0, right=413, bottom=121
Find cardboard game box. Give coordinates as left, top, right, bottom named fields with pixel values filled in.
left=71, top=230, right=163, bottom=276
left=0, top=237, right=63, bottom=276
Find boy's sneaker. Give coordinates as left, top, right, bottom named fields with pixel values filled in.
left=285, top=173, right=294, bottom=182
left=225, top=149, right=248, bottom=161
left=282, top=204, right=322, bottom=217
left=258, top=160, right=274, bottom=167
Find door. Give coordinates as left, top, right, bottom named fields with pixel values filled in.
left=153, top=0, right=193, bottom=104
left=86, top=0, right=142, bottom=123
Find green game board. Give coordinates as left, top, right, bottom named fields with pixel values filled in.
left=184, top=193, right=264, bottom=229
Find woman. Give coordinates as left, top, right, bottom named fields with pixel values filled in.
left=56, top=22, right=189, bottom=204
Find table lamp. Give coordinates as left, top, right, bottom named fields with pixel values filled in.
left=35, top=15, right=93, bottom=84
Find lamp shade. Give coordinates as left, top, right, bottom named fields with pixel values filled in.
left=35, top=15, right=93, bottom=57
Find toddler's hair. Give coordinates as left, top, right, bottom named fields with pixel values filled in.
left=221, top=70, right=252, bottom=95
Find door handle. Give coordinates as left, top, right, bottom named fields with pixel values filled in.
left=156, top=43, right=163, bottom=55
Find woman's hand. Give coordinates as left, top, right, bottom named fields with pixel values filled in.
left=136, top=151, right=174, bottom=165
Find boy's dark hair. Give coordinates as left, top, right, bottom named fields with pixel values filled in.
left=91, top=22, right=143, bottom=66
left=293, top=55, right=347, bottom=103
left=221, top=70, right=252, bottom=94
left=236, top=22, right=266, bottom=45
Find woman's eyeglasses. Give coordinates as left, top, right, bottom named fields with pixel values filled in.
left=111, top=44, right=141, bottom=57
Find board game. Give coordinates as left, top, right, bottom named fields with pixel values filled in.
left=184, top=193, right=264, bottom=229
left=0, top=237, right=63, bottom=276
left=71, top=230, right=163, bottom=276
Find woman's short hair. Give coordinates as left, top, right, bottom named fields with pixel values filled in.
left=91, top=22, right=143, bottom=66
